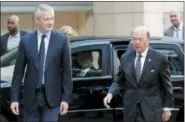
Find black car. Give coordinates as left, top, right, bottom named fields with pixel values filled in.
left=0, top=36, right=184, bottom=122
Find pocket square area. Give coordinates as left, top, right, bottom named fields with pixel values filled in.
left=150, top=69, right=155, bottom=72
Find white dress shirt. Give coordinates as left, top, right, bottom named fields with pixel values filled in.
left=173, top=23, right=183, bottom=40
left=7, top=32, right=20, bottom=51
left=134, top=47, right=148, bottom=74
left=37, top=30, right=51, bottom=84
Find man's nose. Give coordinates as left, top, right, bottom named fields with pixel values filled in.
left=49, top=19, right=54, bottom=24
left=136, top=40, right=140, bottom=44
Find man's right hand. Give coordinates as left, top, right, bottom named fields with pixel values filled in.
left=103, top=93, right=113, bottom=108
left=10, top=102, right=19, bottom=115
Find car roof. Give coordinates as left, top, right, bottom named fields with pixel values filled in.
left=69, top=36, right=184, bottom=45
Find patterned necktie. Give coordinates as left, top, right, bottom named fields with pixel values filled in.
left=38, top=35, right=46, bottom=87
left=135, top=54, right=142, bottom=82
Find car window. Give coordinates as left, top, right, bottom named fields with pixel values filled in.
left=72, top=50, right=102, bottom=78
left=156, top=49, right=183, bottom=76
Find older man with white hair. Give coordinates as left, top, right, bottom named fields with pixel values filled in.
left=0, top=15, right=28, bottom=56
left=10, top=4, right=72, bottom=122
left=104, top=26, right=174, bottom=122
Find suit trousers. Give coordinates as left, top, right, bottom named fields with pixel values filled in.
left=23, top=85, right=59, bottom=122
left=135, top=103, right=145, bottom=122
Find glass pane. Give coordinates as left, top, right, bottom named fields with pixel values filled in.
left=0, top=49, right=18, bottom=83
left=72, top=50, right=102, bottom=78
left=156, top=49, right=183, bottom=75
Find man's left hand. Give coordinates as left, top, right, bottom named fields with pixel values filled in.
left=60, top=102, right=69, bottom=115
left=162, top=111, right=171, bottom=122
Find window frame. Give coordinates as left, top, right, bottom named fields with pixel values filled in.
left=71, top=43, right=112, bottom=80
left=72, top=49, right=102, bottom=78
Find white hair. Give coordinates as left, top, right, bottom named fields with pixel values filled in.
left=8, top=15, right=20, bottom=23
left=132, top=26, right=150, bottom=38
left=34, top=4, right=54, bottom=19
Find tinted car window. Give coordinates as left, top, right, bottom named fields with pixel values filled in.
left=72, top=50, right=102, bottom=78
left=156, top=49, right=183, bottom=76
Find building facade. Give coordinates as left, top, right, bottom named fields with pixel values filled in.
left=1, top=1, right=184, bottom=37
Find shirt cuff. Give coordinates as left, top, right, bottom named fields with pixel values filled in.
left=162, top=107, right=171, bottom=111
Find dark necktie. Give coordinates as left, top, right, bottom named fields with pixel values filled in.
left=135, top=54, right=142, bottom=82
left=38, top=35, right=46, bottom=87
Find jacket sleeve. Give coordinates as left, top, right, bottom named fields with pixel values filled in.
left=108, top=55, right=125, bottom=97
left=10, top=38, right=26, bottom=102
left=61, top=36, right=73, bottom=103
left=160, top=55, right=174, bottom=108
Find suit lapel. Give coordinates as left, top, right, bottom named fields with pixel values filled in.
left=45, top=31, right=55, bottom=71
left=170, top=26, right=174, bottom=37
left=32, top=31, right=39, bottom=70
left=139, top=48, right=153, bottom=85
left=4, top=34, right=9, bottom=52
left=130, top=52, right=138, bottom=86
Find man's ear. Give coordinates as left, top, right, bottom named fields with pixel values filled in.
left=35, top=17, right=39, bottom=24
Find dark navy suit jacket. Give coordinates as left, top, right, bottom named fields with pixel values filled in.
left=10, top=31, right=73, bottom=109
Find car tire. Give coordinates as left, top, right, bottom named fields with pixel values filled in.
left=0, top=114, right=9, bottom=122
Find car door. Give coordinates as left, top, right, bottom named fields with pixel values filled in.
left=0, top=48, right=21, bottom=122
left=150, top=43, right=184, bottom=121
left=59, top=42, right=115, bottom=122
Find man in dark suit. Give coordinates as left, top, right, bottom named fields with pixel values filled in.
left=10, top=4, right=73, bottom=122
left=0, top=15, right=28, bottom=56
left=104, top=26, right=174, bottom=122
left=164, top=10, right=184, bottom=40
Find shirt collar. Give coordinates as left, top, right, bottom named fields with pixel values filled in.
left=37, top=30, right=51, bottom=39
left=173, top=22, right=183, bottom=30
left=136, top=47, right=148, bottom=58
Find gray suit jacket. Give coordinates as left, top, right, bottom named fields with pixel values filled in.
left=164, top=25, right=184, bottom=40
left=108, top=48, right=174, bottom=122
left=0, top=30, right=28, bottom=56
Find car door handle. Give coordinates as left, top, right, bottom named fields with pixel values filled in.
left=173, top=87, right=184, bottom=92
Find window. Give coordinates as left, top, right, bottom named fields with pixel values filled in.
left=0, top=49, right=18, bottom=82
left=156, top=49, right=183, bottom=76
left=72, top=50, right=102, bottom=78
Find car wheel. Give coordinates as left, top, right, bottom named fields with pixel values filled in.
left=0, top=114, right=9, bottom=122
